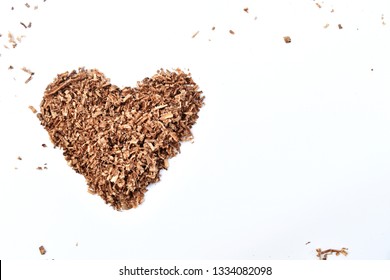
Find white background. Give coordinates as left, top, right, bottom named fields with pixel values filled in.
left=0, top=0, right=389, bottom=260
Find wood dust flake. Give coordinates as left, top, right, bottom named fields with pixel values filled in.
left=316, top=248, right=348, bottom=260
left=28, top=105, right=37, bottom=113
left=192, top=31, right=199, bottom=38
left=39, top=245, right=46, bottom=255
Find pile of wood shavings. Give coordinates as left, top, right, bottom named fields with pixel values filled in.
left=38, top=68, right=204, bottom=210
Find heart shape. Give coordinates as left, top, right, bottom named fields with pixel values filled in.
left=37, top=68, right=204, bottom=210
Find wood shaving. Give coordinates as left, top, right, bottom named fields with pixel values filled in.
left=39, top=245, right=46, bottom=255
left=42, top=143, right=47, bottom=147
left=28, top=105, right=37, bottom=113
left=8, top=32, right=17, bottom=48
left=229, top=30, right=235, bottom=35
left=38, top=68, right=204, bottom=210
left=9, top=65, right=14, bottom=70
left=17, top=156, right=22, bottom=160
left=22, top=67, right=34, bottom=75
left=212, top=26, right=215, bottom=31
left=20, top=22, right=28, bottom=29
left=192, top=31, right=199, bottom=38
left=324, top=23, right=330, bottom=28
left=316, top=3, right=322, bottom=8
left=338, top=24, right=343, bottom=29
left=283, top=36, right=291, bottom=43
left=25, top=3, right=30, bottom=8
left=243, top=7, right=249, bottom=13
left=37, top=167, right=43, bottom=170
left=25, top=75, right=34, bottom=84
left=316, top=248, right=348, bottom=260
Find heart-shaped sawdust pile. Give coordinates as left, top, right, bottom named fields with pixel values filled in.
left=37, top=68, right=204, bottom=210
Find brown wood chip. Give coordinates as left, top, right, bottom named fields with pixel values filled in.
left=229, top=30, right=235, bottom=35
left=25, top=3, right=30, bottom=8
left=338, top=24, right=343, bottom=29
left=316, top=248, right=348, bottom=260
left=38, top=68, right=204, bottom=210
left=39, top=245, right=46, bottom=255
left=28, top=105, right=37, bottom=113
left=283, top=36, right=291, bottom=43
left=243, top=7, right=249, bottom=13
left=17, top=156, right=22, bottom=160
left=42, top=143, right=47, bottom=147
left=192, top=31, right=199, bottom=38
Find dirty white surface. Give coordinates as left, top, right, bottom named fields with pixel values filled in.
left=0, top=0, right=390, bottom=259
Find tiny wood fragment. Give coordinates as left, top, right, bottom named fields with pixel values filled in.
left=338, top=24, right=343, bottom=29
left=42, top=143, right=47, bottom=147
left=316, top=248, right=348, bottom=260
left=17, top=156, right=22, bottom=160
left=229, top=30, right=235, bottom=35
left=192, top=31, right=199, bottom=38
left=39, top=245, right=46, bottom=255
left=243, top=7, right=249, bottom=13
left=38, top=68, right=204, bottom=210
left=283, top=36, right=291, bottom=43
left=28, top=105, right=37, bottom=113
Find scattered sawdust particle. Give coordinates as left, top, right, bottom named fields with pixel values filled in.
left=9, top=65, right=14, bottom=70
left=42, top=143, right=47, bottom=147
left=316, top=248, right=348, bottom=260
left=76, top=242, right=78, bottom=247
left=283, top=36, right=291, bottom=43
left=212, top=26, right=215, bottom=31
left=306, top=241, right=311, bottom=245
left=37, top=167, right=43, bottom=170
left=39, top=246, right=46, bottom=255
left=324, top=23, right=330, bottom=28
left=254, top=16, right=258, bottom=20
left=229, top=30, right=235, bottom=35
left=243, top=7, right=249, bottom=13
left=20, top=22, right=28, bottom=28
left=25, top=3, right=30, bottom=8
left=28, top=105, right=38, bottom=113
left=338, top=24, right=343, bottom=29
left=25, top=75, right=34, bottom=84
left=192, top=31, right=199, bottom=38
left=8, top=32, right=17, bottom=48
left=21, top=67, right=34, bottom=75
left=11, top=7, right=14, bottom=10
left=34, top=6, right=38, bottom=10
left=17, top=156, right=22, bottom=160
left=316, top=3, right=321, bottom=8
left=331, top=8, right=334, bottom=13
left=28, top=22, right=32, bottom=28
left=44, top=166, right=48, bottom=170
